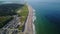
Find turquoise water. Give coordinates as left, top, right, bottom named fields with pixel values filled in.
left=27, top=1, right=60, bottom=34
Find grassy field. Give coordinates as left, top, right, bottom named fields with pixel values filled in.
left=18, top=5, right=29, bottom=30
left=0, top=16, right=13, bottom=28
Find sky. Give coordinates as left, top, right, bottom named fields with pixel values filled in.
left=0, top=0, right=60, bottom=3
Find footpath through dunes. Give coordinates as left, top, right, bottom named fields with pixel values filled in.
left=23, top=5, right=33, bottom=34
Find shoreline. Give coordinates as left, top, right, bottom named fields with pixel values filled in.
left=28, top=5, right=36, bottom=34
left=23, top=4, right=36, bottom=34
left=32, top=9, right=36, bottom=34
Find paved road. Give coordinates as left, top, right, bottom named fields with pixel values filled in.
left=24, top=5, right=33, bottom=34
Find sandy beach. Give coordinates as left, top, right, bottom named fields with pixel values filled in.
left=23, top=5, right=34, bottom=34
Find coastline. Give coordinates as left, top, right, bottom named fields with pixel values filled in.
left=23, top=4, right=36, bottom=34
left=32, top=8, right=36, bottom=34
left=27, top=5, right=36, bottom=34
left=28, top=5, right=36, bottom=34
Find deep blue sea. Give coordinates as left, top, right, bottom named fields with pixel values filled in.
left=27, top=1, right=60, bottom=34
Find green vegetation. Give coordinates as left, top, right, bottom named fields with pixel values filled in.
left=0, top=4, right=24, bottom=28
left=18, top=26, right=23, bottom=30
left=0, top=4, right=24, bottom=16
left=18, top=5, right=29, bottom=30
left=0, top=3, right=28, bottom=31
left=18, top=5, right=29, bottom=23
left=0, top=16, right=13, bottom=28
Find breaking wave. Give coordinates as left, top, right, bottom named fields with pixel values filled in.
left=32, top=9, right=36, bottom=34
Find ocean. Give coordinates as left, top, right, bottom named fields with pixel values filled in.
left=27, top=1, right=60, bottom=34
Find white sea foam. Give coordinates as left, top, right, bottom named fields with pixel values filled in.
left=33, top=9, right=35, bottom=12
left=33, top=9, right=36, bottom=22
left=33, top=16, right=36, bottom=22
left=33, top=23, right=36, bottom=34
left=32, top=9, right=36, bottom=34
